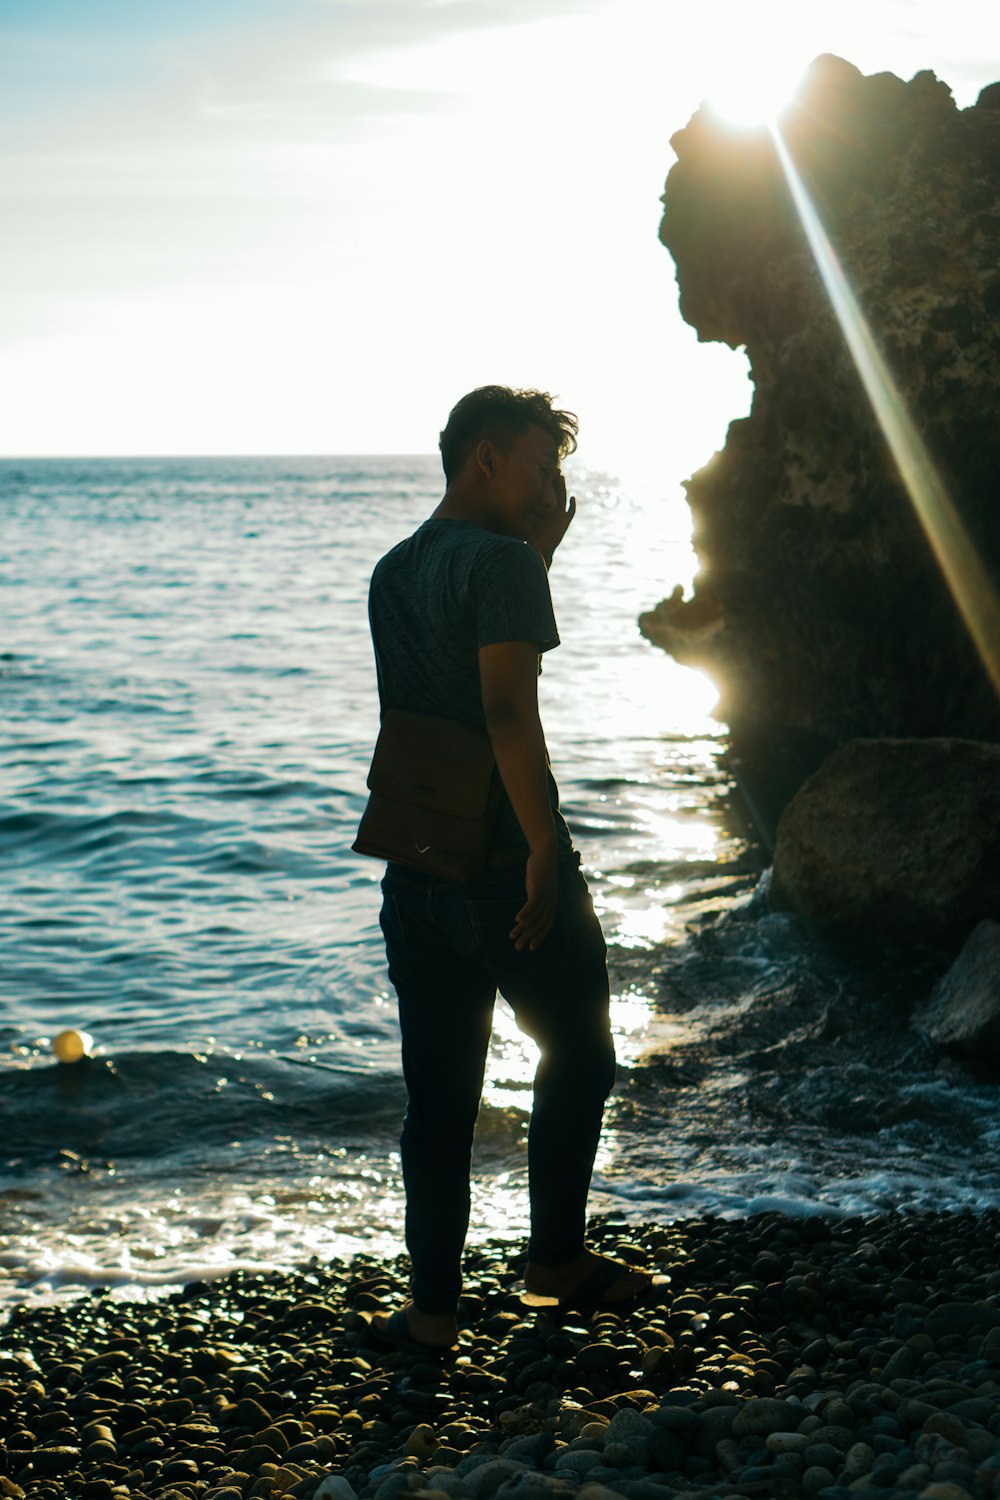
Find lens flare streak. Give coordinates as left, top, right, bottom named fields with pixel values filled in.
left=771, top=126, right=1000, bottom=698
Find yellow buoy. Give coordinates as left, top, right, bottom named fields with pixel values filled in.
left=53, top=1029, right=94, bottom=1063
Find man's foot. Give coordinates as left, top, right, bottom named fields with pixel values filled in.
left=522, top=1248, right=664, bottom=1309
left=367, top=1301, right=459, bottom=1357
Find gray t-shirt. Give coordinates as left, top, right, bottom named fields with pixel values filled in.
left=368, top=517, right=572, bottom=855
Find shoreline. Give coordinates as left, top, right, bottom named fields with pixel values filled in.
left=2, top=1210, right=999, bottom=1500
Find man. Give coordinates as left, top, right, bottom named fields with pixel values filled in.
left=366, top=386, right=651, bottom=1356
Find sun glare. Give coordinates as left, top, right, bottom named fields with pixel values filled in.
left=704, top=51, right=807, bottom=129
left=770, top=124, right=1000, bottom=697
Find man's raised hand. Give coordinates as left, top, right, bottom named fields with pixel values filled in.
left=533, top=472, right=576, bottom=567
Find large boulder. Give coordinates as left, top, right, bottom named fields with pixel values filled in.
left=769, top=738, right=1000, bottom=949
left=642, top=55, right=1000, bottom=828
left=912, top=920, right=1000, bottom=1062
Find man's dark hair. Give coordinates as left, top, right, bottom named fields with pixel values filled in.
left=438, top=386, right=578, bottom=483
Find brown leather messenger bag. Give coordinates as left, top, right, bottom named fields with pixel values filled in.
left=352, top=709, right=501, bottom=882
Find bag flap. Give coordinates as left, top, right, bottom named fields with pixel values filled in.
left=366, top=710, right=496, bottom=818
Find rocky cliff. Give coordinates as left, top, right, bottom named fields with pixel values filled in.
left=642, top=56, right=1000, bottom=832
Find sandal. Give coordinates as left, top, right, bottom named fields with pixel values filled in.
left=522, top=1257, right=670, bottom=1311
left=360, top=1308, right=459, bottom=1361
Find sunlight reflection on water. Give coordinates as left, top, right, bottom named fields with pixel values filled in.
left=2, top=456, right=759, bottom=1305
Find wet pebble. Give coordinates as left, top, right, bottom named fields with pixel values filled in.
left=3, top=1211, right=1000, bottom=1499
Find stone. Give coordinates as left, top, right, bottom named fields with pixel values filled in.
left=645, top=1426, right=687, bottom=1472
left=965, top=1430, right=997, bottom=1462
left=491, top=1483, right=559, bottom=1500
left=643, top=55, right=1000, bottom=834
left=286, top=1440, right=333, bottom=1464
left=913, top=921, right=1000, bottom=1059
left=823, top=1401, right=855, bottom=1430
left=499, top=1433, right=554, bottom=1464
left=84, top=1439, right=118, bottom=1461
left=903, top=1399, right=939, bottom=1429
left=29, top=1447, right=81, bottom=1475
left=575, top=1345, right=620, bottom=1374
left=464, top=1461, right=532, bottom=1499
left=553, top=1449, right=603, bottom=1476
left=308, top=1408, right=344, bottom=1433
left=271, top=1470, right=307, bottom=1494
left=455, top=1454, right=496, bottom=1478
left=842, top=1442, right=875, bottom=1479
left=243, top=1442, right=286, bottom=1471
left=924, top=1302, right=1000, bottom=1342
left=648, top=1405, right=698, bottom=1442
left=766, top=1431, right=810, bottom=1454
left=806, top=1426, right=855, bottom=1454
left=732, top=1398, right=800, bottom=1438
left=922, top=1413, right=969, bottom=1447
left=370, top=1458, right=414, bottom=1484
left=695, top=1404, right=740, bottom=1459
left=898, top=1466, right=932, bottom=1490
left=406, top=1427, right=438, bottom=1461
left=238, top=1398, right=275, bottom=1432
left=606, top=1409, right=652, bottom=1444
left=157, top=1395, right=196, bottom=1421
left=488, top=1482, right=553, bottom=1500
left=162, top=1459, right=201, bottom=1482
left=82, top=1422, right=116, bottom=1446
left=769, top=738, right=1000, bottom=948
left=375, top=1473, right=416, bottom=1500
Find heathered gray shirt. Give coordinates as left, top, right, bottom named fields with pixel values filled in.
left=368, top=517, right=573, bottom=856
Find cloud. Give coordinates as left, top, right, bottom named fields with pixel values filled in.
left=0, top=0, right=601, bottom=145
left=1, top=0, right=606, bottom=354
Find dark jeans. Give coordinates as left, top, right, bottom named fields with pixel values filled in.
left=379, top=852, right=616, bottom=1315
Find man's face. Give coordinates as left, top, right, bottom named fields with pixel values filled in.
left=485, top=425, right=561, bottom=541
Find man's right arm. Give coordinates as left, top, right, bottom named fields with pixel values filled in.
left=479, top=640, right=557, bottom=951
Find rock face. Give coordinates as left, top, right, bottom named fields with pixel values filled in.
left=912, top=919, right=1000, bottom=1062
left=643, top=56, right=1000, bottom=824
left=769, top=737, right=1000, bottom=950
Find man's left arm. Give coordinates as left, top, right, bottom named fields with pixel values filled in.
left=480, top=641, right=558, bottom=951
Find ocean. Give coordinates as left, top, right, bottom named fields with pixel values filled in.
left=2, top=455, right=997, bottom=1312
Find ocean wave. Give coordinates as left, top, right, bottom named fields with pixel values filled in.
left=4, top=456, right=996, bottom=1309
left=0, top=806, right=199, bottom=868
left=2, top=1049, right=406, bottom=1166
left=186, top=770, right=326, bottom=801
left=0, top=801, right=343, bottom=882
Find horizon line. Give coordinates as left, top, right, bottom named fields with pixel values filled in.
left=0, top=451, right=442, bottom=462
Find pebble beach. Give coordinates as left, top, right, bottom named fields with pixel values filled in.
left=3, top=1209, right=1000, bottom=1500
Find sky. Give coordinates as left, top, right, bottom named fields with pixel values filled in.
left=2, top=0, right=998, bottom=484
